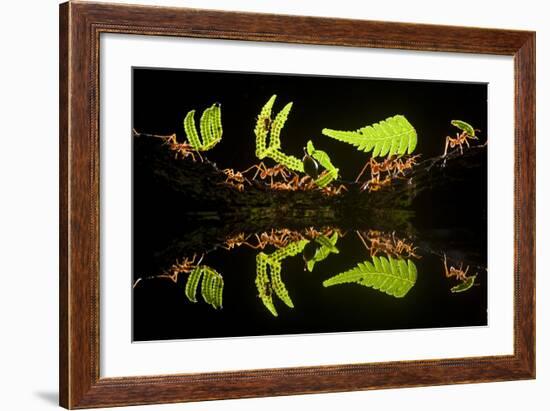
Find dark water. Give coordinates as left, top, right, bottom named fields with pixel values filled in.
left=132, top=68, right=487, bottom=342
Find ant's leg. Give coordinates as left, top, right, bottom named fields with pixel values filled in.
left=355, top=159, right=371, bottom=183
left=443, top=137, right=451, bottom=157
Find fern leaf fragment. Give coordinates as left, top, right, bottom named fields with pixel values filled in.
left=322, top=115, right=417, bottom=158
left=254, top=95, right=304, bottom=172
left=255, top=253, right=278, bottom=316
left=184, top=110, right=202, bottom=150
left=451, top=119, right=476, bottom=137
left=306, top=140, right=339, bottom=187
left=183, top=103, right=223, bottom=151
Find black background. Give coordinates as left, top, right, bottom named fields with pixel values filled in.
left=132, top=67, right=488, bottom=342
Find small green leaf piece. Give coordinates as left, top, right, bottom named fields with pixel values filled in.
left=451, top=120, right=476, bottom=137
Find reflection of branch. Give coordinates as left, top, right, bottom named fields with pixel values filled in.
left=224, top=227, right=343, bottom=251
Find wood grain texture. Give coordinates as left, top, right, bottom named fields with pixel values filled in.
left=59, top=1, right=536, bottom=408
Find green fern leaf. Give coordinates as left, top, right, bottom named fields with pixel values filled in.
left=322, top=115, right=417, bottom=158
left=270, top=102, right=292, bottom=150
left=183, top=103, right=222, bottom=151
left=210, top=103, right=223, bottom=143
left=268, top=149, right=304, bottom=172
left=323, top=256, right=417, bottom=298
left=183, top=110, right=202, bottom=150
left=254, top=95, right=276, bottom=158
left=254, top=95, right=304, bottom=172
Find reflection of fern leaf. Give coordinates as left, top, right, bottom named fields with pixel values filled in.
left=269, top=263, right=294, bottom=308
left=185, top=265, right=223, bottom=309
left=315, top=234, right=339, bottom=254
left=323, top=256, right=417, bottom=298
left=185, top=266, right=203, bottom=303
left=307, top=233, right=339, bottom=272
left=322, top=115, right=417, bottom=158
left=451, top=275, right=476, bottom=293
left=201, top=266, right=224, bottom=309
left=270, top=239, right=308, bottom=262
left=255, top=253, right=278, bottom=316
left=210, top=272, right=224, bottom=309
left=201, top=267, right=215, bottom=305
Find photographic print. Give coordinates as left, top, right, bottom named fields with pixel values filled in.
left=132, top=68, right=488, bottom=342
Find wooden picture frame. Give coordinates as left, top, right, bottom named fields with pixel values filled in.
left=59, top=1, right=535, bottom=408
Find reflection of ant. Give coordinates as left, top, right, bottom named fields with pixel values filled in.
left=443, top=254, right=471, bottom=281
left=357, top=230, right=420, bottom=259
left=223, top=233, right=255, bottom=250
left=133, top=253, right=204, bottom=288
